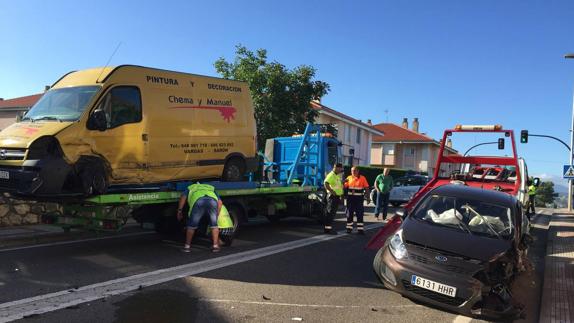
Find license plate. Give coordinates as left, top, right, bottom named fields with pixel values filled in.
left=0, top=171, right=8, bottom=180
left=411, top=275, right=457, bottom=297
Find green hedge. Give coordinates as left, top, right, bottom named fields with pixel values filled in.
left=342, top=165, right=426, bottom=186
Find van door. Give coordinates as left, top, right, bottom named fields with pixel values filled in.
left=86, top=85, right=146, bottom=183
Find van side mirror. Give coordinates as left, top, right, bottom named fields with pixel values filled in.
left=497, top=138, right=505, bottom=150
left=88, top=110, right=107, bottom=131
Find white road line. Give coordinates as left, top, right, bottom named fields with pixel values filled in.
left=452, top=315, right=473, bottom=323
left=0, top=231, right=155, bottom=253
left=0, top=223, right=385, bottom=322
left=198, top=298, right=423, bottom=309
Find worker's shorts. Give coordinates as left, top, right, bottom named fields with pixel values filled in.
left=188, top=197, right=218, bottom=229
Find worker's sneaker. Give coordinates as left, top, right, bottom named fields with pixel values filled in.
left=181, top=247, right=191, bottom=253
left=212, top=245, right=221, bottom=253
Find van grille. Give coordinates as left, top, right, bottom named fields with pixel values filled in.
left=0, top=148, right=26, bottom=161
left=402, top=279, right=466, bottom=307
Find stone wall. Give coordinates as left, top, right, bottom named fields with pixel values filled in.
left=0, top=195, right=61, bottom=227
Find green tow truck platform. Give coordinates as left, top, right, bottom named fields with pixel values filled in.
left=39, top=123, right=342, bottom=233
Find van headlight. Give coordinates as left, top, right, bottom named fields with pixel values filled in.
left=389, top=229, right=408, bottom=260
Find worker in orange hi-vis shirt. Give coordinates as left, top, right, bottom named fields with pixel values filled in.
left=344, top=166, right=371, bottom=234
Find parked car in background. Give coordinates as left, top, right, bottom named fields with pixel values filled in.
left=388, top=175, right=429, bottom=207
left=372, top=184, right=531, bottom=320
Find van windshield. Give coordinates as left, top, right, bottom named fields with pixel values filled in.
left=22, top=86, right=101, bottom=122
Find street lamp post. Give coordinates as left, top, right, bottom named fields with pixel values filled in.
left=564, top=54, right=574, bottom=211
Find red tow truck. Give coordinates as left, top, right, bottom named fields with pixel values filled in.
left=368, top=124, right=536, bottom=249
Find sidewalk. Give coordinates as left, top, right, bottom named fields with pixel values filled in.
left=539, top=209, right=574, bottom=323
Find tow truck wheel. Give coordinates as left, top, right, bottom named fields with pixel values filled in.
left=226, top=204, right=244, bottom=235
left=222, top=157, right=245, bottom=182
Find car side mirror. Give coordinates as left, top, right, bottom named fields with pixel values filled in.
left=88, top=110, right=107, bottom=131
left=396, top=209, right=407, bottom=219
left=533, top=177, right=541, bottom=187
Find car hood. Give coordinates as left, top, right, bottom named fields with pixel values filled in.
left=402, top=217, right=512, bottom=262
left=0, top=122, right=72, bottom=148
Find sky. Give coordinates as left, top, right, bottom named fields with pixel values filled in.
left=1, top=0, right=573, bottom=188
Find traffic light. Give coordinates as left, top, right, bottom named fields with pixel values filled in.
left=520, top=130, right=528, bottom=143
left=498, top=138, right=505, bottom=149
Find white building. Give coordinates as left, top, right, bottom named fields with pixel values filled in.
left=311, top=100, right=384, bottom=166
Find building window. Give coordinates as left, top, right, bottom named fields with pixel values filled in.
left=356, top=128, right=361, bottom=144
left=345, top=124, right=351, bottom=143
left=383, top=144, right=395, bottom=155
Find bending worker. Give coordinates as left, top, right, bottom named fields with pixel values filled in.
left=323, top=163, right=344, bottom=234
left=177, top=182, right=221, bottom=253
left=344, top=166, right=371, bottom=234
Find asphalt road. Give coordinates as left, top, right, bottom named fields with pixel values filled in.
left=0, top=207, right=550, bottom=323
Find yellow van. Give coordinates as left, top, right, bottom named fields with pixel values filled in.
left=0, top=65, right=258, bottom=196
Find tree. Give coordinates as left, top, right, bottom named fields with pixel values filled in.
left=214, top=45, right=330, bottom=148
left=535, top=181, right=558, bottom=206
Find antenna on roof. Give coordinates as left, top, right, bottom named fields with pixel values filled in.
left=384, top=109, right=389, bottom=122
left=96, top=42, right=122, bottom=83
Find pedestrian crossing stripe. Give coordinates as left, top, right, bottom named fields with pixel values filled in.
left=565, top=165, right=574, bottom=178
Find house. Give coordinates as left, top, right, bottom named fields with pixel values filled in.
left=311, top=100, right=385, bottom=166
left=0, top=93, right=42, bottom=130
left=370, top=118, right=459, bottom=176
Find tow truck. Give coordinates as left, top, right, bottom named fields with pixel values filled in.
left=367, top=124, right=537, bottom=248
left=405, top=124, right=534, bottom=211
left=36, top=123, right=341, bottom=233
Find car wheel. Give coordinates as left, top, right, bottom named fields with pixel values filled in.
left=391, top=202, right=401, bottom=207
left=222, top=157, right=246, bottom=182
left=79, top=160, right=108, bottom=196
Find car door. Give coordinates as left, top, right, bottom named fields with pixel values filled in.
left=86, top=85, right=146, bottom=182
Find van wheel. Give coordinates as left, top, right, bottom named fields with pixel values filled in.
left=223, top=157, right=245, bottom=182
left=79, top=160, right=108, bottom=196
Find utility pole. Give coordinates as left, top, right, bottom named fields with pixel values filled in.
left=566, top=54, right=574, bottom=211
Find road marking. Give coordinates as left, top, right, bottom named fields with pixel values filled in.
left=0, top=223, right=385, bottom=322
left=0, top=231, right=155, bottom=253
left=198, top=298, right=423, bottom=309
left=452, top=316, right=473, bottom=323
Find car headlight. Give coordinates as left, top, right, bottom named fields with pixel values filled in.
left=389, top=229, right=408, bottom=260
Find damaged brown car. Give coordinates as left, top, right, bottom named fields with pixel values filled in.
left=373, top=184, right=532, bottom=320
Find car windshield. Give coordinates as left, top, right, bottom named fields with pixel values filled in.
left=22, top=86, right=101, bottom=122
left=412, top=194, right=513, bottom=239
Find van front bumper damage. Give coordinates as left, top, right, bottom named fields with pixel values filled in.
left=0, top=158, right=72, bottom=196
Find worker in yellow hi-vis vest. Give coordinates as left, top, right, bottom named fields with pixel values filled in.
left=527, top=181, right=537, bottom=217
left=177, top=183, right=222, bottom=253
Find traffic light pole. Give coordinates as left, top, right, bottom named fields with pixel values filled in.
left=526, top=134, right=571, bottom=151
left=570, top=88, right=574, bottom=212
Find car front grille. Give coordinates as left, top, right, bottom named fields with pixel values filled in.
left=401, top=279, right=466, bottom=307
left=409, top=253, right=475, bottom=275
left=0, top=148, right=26, bottom=161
